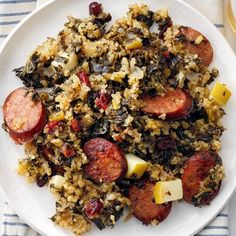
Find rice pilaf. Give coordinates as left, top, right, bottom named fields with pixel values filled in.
left=3, top=3, right=227, bottom=235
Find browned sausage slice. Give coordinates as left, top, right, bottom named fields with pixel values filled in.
left=179, top=26, right=213, bottom=66
left=3, top=87, right=46, bottom=144
left=83, top=138, right=127, bottom=183
left=129, top=179, right=172, bottom=225
left=182, top=151, right=223, bottom=206
left=142, top=88, right=193, bottom=120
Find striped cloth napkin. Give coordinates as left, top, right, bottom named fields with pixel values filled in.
left=0, top=0, right=230, bottom=236
left=0, top=0, right=37, bottom=45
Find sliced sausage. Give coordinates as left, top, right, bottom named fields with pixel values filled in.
left=142, top=88, right=193, bottom=120
left=129, top=179, right=172, bottom=225
left=179, top=26, right=213, bottom=66
left=182, top=151, right=223, bottom=206
left=83, top=138, right=127, bottom=183
left=3, top=87, right=46, bottom=144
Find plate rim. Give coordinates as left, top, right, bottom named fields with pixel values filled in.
left=0, top=0, right=236, bottom=235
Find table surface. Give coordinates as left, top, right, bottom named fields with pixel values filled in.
left=0, top=1, right=236, bottom=235
left=223, top=2, right=236, bottom=234
left=229, top=194, right=236, bottom=234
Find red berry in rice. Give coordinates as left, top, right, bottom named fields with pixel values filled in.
left=70, top=119, right=81, bottom=132
left=36, top=174, right=48, bottom=187
left=156, top=136, right=176, bottom=150
left=41, top=146, right=55, bottom=162
left=168, top=20, right=173, bottom=28
left=61, top=144, right=76, bottom=158
left=51, top=163, right=65, bottom=176
left=95, top=92, right=111, bottom=111
left=162, top=50, right=170, bottom=58
left=84, top=199, right=103, bottom=219
left=78, top=70, right=91, bottom=87
left=45, top=121, right=61, bottom=133
left=89, top=2, right=102, bottom=16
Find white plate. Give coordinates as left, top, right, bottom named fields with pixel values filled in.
left=0, top=0, right=236, bottom=236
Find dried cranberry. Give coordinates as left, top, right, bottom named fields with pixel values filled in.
left=52, top=164, right=65, bottom=176
left=114, top=134, right=123, bottom=143
left=36, top=174, right=48, bottom=187
left=49, top=162, right=65, bottom=176
left=156, top=136, right=176, bottom=151
left=61, top=144, right=76, bottom=158
left=162, top=50, right=170, bottom=58
left=70, top=119, right=81, bottom=132
left=89, top=2, right=102, bottom=16
left=167, top=20, right=173, bottom=27
left=41, top=146, right=55, bottom=162
left=45, top=121, right=60, bottom=133
left=84, top=199, right=103, bottom=218
left=95, top=92, right=110, bottom=110
left=78, top=70, right=91, bottom=87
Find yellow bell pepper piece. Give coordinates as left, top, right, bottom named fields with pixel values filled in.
left=154, top=179, right=183, bottom=204
left=125, top=40, right=143, bottom=50
left=49, top=110, right=65, bottom=122
left=125, top=154, right=148, bottom=179
left=210, top=81, right=232, bottom=107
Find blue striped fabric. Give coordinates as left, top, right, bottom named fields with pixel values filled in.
left=3, top=214, right=18, bottom=218
left=0, top=0, right=37, bottom=4
left=2, top=203, right=40, bottom=236
left=0, top=0, right=36, bottom=42
left=0, top=0, right=230, bottom=236
left=214, top=23, right=224, bottom=28
left=195, top=207, right=229, bottom=236
left=3, top=222, right=28, bottom=227
left=0, top=20, right=20, bottom=25
left=0, top=11, right=30, bottom=16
